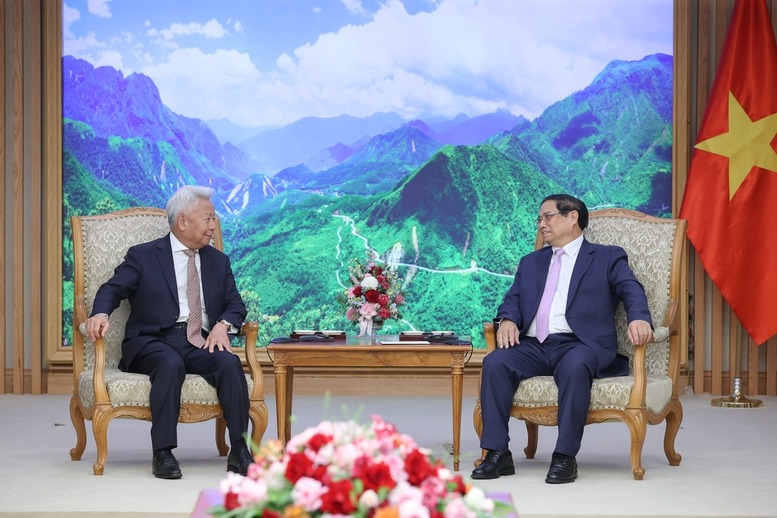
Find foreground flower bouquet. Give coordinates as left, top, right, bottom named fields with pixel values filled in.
left=212, top=416, right=511, bottom=517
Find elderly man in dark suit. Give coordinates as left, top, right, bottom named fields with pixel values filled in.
left=472, top=194, right=653, bottom=484
left=85, top=185, right=251, bottom=479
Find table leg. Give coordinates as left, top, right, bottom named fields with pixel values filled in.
left=451, top=351, right=465, bottom=471
left=284, top=366, right=294, bottom=443
left=272, top=354, right=288, bottom=445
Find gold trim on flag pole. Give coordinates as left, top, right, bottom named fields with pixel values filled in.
left=711, top=339, right=762, bottom=408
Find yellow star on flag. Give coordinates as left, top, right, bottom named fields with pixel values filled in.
left=695, top=91, right=777, bottom=200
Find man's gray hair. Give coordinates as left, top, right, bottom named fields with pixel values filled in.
left=166, top=185, right=213, bottom=227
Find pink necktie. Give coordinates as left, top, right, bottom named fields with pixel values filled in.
left=183, top=249, right=206, bottom=348
left=536, top=249, right=565, bottom=343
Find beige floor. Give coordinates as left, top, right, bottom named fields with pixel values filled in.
left=0, top=390, right=776, bottom=517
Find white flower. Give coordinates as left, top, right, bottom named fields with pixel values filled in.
left=398, top=499, right=431, bottom=518
left=358, top=489, right=380, bottom=510
left=360, top=274, right=380, bottom=290
left=463, top=486, right=495, bottom=514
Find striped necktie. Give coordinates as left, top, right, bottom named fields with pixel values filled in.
left=182, top=249, right=206, bottom=348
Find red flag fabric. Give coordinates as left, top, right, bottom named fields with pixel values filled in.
left=679, top=0, right=777, bottom=345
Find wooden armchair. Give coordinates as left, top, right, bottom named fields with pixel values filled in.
left=69, top=207, right=269, bottom=475
left=473, top=208, right=686, bottom=479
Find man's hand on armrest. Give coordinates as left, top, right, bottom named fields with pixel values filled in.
left=628, top=319, right=653, bottom=346
left=496, top=319, right=520, bottom=348
left=86, top=313, right=110, bottom=342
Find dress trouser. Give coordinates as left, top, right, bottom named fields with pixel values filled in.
left=479, top=333, right=597, bottom=457
left=127, top=326, right=250, bottom=452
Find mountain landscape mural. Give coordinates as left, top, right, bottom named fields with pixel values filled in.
left=61, top=52, right=673, bottom=348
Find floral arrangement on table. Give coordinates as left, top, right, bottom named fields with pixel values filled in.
left=212, top=416, right=511, bottom=518
left=340, top=257, right=405, bottom=336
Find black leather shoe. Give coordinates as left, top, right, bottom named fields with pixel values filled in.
left=152, top=449, right=182, bottom=479
left=227, top=444, right=253, bottom=476
left=471, top=449, right=515, bottom=480
left=545, top=452, right=577, bottom=484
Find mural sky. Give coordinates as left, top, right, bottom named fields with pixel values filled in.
left=63, top=0, right=673, bottom=131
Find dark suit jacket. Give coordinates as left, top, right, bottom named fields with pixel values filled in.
left=497, top=238, right=651, bottom=377
left=91, top=233, right=247, bottom=371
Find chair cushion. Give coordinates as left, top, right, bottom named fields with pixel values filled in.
left=78, top=370, right=255, bottom=409
left=513, top=374, right=673, bottom=414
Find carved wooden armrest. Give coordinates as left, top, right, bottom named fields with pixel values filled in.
left=240, top=322, right=264, bottom=399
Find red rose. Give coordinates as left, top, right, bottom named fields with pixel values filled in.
left=358, top=460, right=396, bottom=492
left=353, top=286, right=362, bottom=297
left=404, top=449, right=433, bottom=486
left=377, top=293, right=389, bottom=306
left=377, top=275, right=389, bottom=289
left=224, top=491, right=240, bottom=511
left=379, top=307, right=391, bottom=320
left=365, top=289, right=380, bottom=303
left=372, top=266, right=383, bottom=276
left=312, top=464, right=329, bottom=483
left=285, top=451, right=313, bottom=484
left=320, top=479, right=356, bottom=515
left=261, top=510, right=281, bottom=518
left=307, top=433, right=333, bottom=453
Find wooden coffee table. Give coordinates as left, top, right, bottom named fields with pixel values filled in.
left=267, top=335, right=472, bottom=470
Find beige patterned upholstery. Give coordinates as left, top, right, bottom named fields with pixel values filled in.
left=69, top=207, right=268, bottom=475
left=473, top=208, right=686, bottom=480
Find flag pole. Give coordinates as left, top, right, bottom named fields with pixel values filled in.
left=711, top=333, right=762, bottom=408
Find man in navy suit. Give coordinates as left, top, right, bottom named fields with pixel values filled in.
left=472, top=194, right=653, bottom=483
left=85, top=185, right=252, bottom=479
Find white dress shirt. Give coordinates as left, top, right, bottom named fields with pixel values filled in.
left=170, top=233, right=210, bottom=331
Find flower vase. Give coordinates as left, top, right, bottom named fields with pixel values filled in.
left=371, top=320, right=384, bottom=337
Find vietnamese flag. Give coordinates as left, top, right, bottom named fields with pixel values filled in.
left=679, top=0, right=777, bottom=345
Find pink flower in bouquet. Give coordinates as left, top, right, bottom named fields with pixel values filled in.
left=360, top=302, right=377, bottom=318
left=394, top=293, right=405, bottom=305
left=290, top=477, right=325, bottom=512
left=346, top=306, right=359, bottom=321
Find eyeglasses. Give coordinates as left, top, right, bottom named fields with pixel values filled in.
left=535, top=211, right=566, bottom=225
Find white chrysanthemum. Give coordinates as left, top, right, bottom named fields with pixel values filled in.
left=360, top=274, right=380, bottom=290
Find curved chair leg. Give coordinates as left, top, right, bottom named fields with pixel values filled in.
left=663, top=400, right=683, bottom=466
left=249, top=402, right=269, bottom=450
left=626, top=414, right=647, bottom=480
left=69, top=396, right=87, bottom=461
left=524, top=421, right=538, bottom=459
left=215, top=417, right=228, bottom=456
left=91, top=409, right=110, bottom=476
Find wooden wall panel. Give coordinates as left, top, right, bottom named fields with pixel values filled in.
left=2, top=0, right=45, bottom=394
